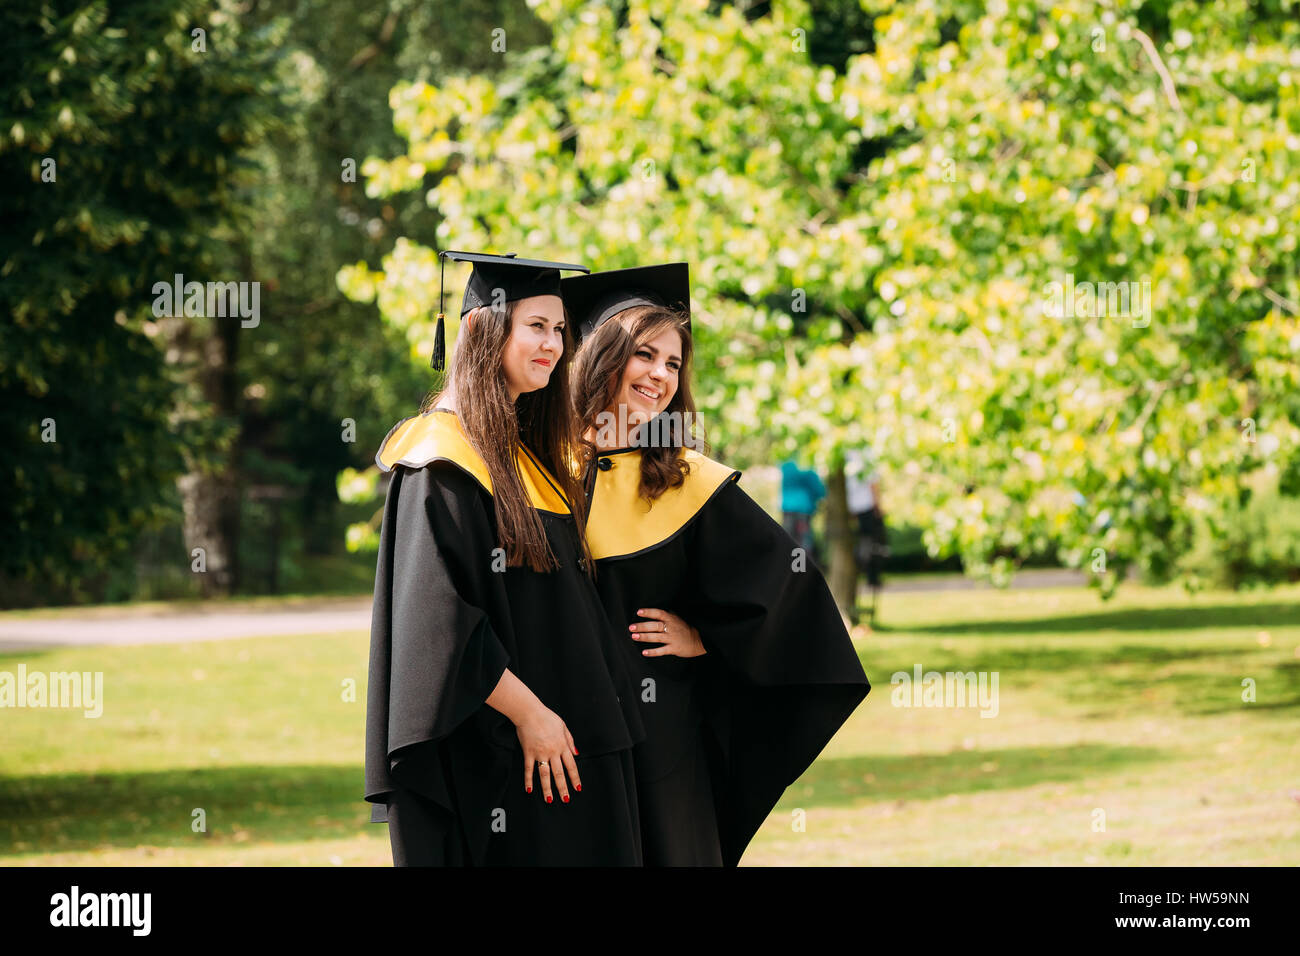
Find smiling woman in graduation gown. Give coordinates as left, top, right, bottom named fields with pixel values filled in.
left=364, top=252, right=645, bottom=866
left=565, top=264, right=871, bottom=866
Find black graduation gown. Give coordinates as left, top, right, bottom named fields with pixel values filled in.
left=584, top=446, right=870, bottom=866
left=364, top=409, right=645, bottom=866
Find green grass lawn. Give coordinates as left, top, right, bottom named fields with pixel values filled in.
left=2, top=583, right=1298, bottom=865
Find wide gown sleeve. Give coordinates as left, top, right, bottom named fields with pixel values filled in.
left=364, top=463, right=511, bottom=826
left=681, top=479, right=871, bottom=865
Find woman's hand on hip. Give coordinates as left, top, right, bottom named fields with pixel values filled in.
left=629, top=607, right=706, bottom=658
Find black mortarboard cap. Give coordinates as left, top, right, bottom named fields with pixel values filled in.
left=560, top=263, right=690, bottom=341
left=431, top=250, right=589, bottom=370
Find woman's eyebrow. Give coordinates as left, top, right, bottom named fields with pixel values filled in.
left=524, top=314, right=565, bottom=324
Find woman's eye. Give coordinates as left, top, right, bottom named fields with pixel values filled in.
left=636, top=351, right=651, bottom=360
left=668, top=362, right=680, bottom=371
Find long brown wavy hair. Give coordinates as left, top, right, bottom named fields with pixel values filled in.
left=571, top=305, right=701, bottom=502
left=421, top=300, right=592, bottom=573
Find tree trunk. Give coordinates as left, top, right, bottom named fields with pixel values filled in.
left=165, top=312, right=243, bottom=598
left=177, top=471, right=239, bottom=596
left=824, top=464, right=858, bottom=624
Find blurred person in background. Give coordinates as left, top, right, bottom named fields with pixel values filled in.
left=846, top=446, right=888, bottom=627
left=780, top=459, right=826, bottom=569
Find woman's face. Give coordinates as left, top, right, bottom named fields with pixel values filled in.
left=502, top=294, right=566, bottom=401
left=609, top=325, right=682, bottom=428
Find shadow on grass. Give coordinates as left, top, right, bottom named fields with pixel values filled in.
left=1061, top=659, right=1300, bottom=717
left=873, top=602, right=1300, bottom=636
left=859, top=646, right=1300, bottom=718
left=778, top=743, right=1167, bottom=810
left=0, top=765, right=370, bottom=856
left=863, top=643, right=1250, bottom=677
left=3, top=744, right=1166, bottom=856
left=0, top=648, right=62, bottom=662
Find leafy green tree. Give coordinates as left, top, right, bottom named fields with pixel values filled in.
left=1, top=0, right=279, bottom=602
left=824, top=0, right=1300, bottom=595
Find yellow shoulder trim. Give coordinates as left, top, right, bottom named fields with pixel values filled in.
left=586, top=448, right=740, bottom=560
left=376, top=411, right=490, bottom=484
left=375, top=411, right=570, bottom=515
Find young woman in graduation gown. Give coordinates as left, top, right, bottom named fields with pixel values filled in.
left=564, top=264, right=871, bottom=866
left=364, top=253, right=646, bottom=866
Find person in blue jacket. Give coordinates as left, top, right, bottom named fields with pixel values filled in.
left=780, top=459, right=826, bottom=568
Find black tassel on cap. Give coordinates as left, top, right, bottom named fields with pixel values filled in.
left=431, top=310, right=446, bottom=371
left=431, top=254, right=447, bottom=370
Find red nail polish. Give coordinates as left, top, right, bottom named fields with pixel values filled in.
left=573, top=749, right=579, bottom=755
left=562, top=794, right=570, bottom=803
left=575, top=784, right=581, bottom=792
left=546, top=795, right=553, bottom=804
left=526, top=787, right=532, bottom=793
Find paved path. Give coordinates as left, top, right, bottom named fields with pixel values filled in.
left=0, top=568, right=1099, bottom=652
left=877, top=567, right=1092, bottom=592
left=0, top=598, right=373, bottom=653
